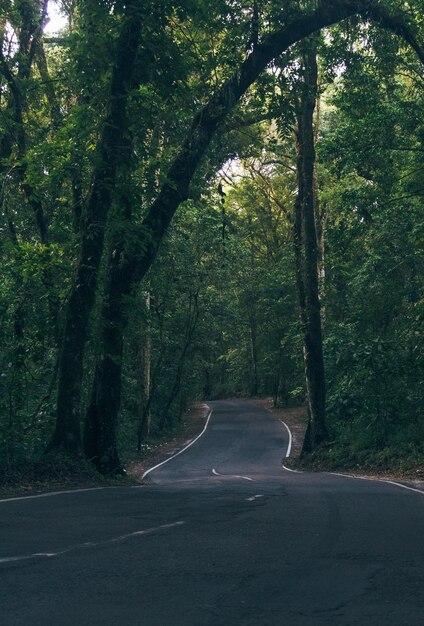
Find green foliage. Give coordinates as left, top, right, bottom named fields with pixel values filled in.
left=318, top=26, right=424, bottom=465
left=0, top=0, right=423, bottom=474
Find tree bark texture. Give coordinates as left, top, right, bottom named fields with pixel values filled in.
left=294, top=46, right=328, bottom=452
left=273, top=344, right=289, bottom=408
left=83, top=177, right=136, bottom=472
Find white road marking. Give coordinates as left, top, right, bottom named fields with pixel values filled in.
left=246, top=494, right=264, bottom=502
left=212, top=468, right=254, bottom=482
left=279, top=419, right=292, bottom=457
left=330, top=472, right=424, bottom=496
left=0, top=521, right=185, bottom=565
left=142, top=407, right=213, bottom=479
left=261, top=404, right=303, bottom=473
left=109, top=521, right=185, bottom=541
left=263, top=404, right=293, bottom=459
left=0, top=486, right=111, bottom=504
left=0, top=555, right=33, bottom=563
left=282, top=464, right=303, bottom=474
left=277, top=419, right=304, bottom=473
left=383, top=480, right=424, bottom=495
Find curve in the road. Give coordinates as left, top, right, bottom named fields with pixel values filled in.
left=1, top=399, right=424, bottom=626
left=142, top=406, right=214, bottom=480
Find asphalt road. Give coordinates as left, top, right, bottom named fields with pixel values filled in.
left=1, top=400, right=423, bottom=625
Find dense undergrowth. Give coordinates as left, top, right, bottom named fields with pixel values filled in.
left=299, top=442, right=424, bottom=477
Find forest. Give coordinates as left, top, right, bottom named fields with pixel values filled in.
left=0, top=0, right=423, bottom=480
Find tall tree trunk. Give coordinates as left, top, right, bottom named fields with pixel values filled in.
left=294, top=45, right=328, bottom=452
left=48, top=6, right=142, bottom=454
left=82, top=268, right=127, bottom=472
left=249, top=309, right=259, bottom=396
left=83, top=161, right=135, bottom=472
left=0, top=40, right=48, bottom=244
left=137, top=293, right=152, bottom=449
left=0, top=7, right=61, bottom=337
left=313, top=92, right=327, bottom=309
left=273, top=343, right=288, bottom=408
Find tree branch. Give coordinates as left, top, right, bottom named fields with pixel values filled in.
left=134, top=0, right=424, bottom=284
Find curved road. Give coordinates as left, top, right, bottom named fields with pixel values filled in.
left=1, top=400, right=423, bottom=625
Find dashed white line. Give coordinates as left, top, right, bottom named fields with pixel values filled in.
left=0, top=486, right=111, bottom=504
left=0, top=521, right=185, bottom=565
left=246, top=494, right=264, bottom=502
left=142, top=408, right=213, bottom=479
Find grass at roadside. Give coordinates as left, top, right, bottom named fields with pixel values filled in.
left=297, top=442, right=424, bottom=483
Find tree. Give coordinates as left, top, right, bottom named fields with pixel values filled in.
left=47, top=0, right=143, bottom=454
left=293, top=42, right=329, bottom=451
left=316, top=20, right=424, bottom=466
left=73, top=0, right=424, bottom=472
left=0, top=0, right=422, bottom=472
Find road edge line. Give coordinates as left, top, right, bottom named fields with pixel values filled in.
left=261, top=404, right=303, bottom=473
left=278, top=418, right=304, bottom=473
left=261, top=403, right=294, bottom=460
left=329, top=472, right=424, bottom=496
left=0, top=406, right=214, bottom=501
left=279, top=419, right=293, bottom=458
left=142, top=406, right=213, bottom=480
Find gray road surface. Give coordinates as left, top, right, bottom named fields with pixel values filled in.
left=1, top=400, right=423, bottom=625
